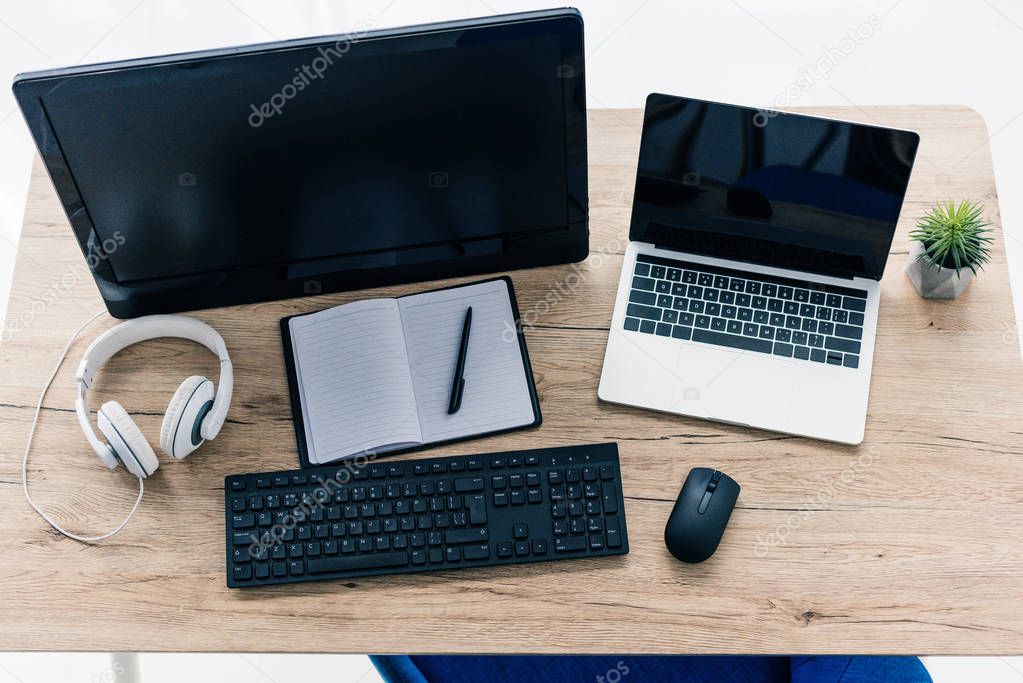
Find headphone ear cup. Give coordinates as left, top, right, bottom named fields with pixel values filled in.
left=161, top=375, right=215, bottom=460
left=97, top=401, right=159, bottom=479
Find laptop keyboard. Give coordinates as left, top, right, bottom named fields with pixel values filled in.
left=624, top=254, right=868, bottom=369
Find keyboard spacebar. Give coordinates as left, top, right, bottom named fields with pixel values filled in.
left=692, top=329, right=773, bottom=354
left=307, top=552, right=408, bottom=574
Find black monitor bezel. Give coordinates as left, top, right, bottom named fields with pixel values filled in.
left=13, top=9, right=588, bottom=318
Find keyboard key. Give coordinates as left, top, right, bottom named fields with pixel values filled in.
left=650, top=265, right=665, bottom=278
left=464, top=544, right=491, bottom=561
left=784, top=301, right=799, bottom=315
left=682, top=270, right=697, bottom=284
left=723, top=306, right=737, bottom=319
left=726, top=320, right=742, bottom=334
left=662, top=309, right=678, bottom=324
left=673, top=297, right=689, bottom=311
left=714, top=276, right=729, bottom=289
left=800, top=304, right=815, bottom=317
left=624, top=317, right=640, bottom=332
left=842, top=296, right=867, bottom=312
left=656, top=323, right=672, bottom=336
left=307, top=552, right=408, bottom=574
left=632, top=276, right=655, bottom=291
left=826, top=294, right=842, bottom=307
left=752, top=296, right=767, bottom=309
left=792, top=331, right=808, bottom=345
left=825, top=336, right=861, bottom=354
left=775, top=329, right=791, bottom=342
left=711, top=318, right=727, bottom=332
left=729, top=279, right=745, bottom=292
left=843, top=354, right=860, bottom=368
left=773, top=342, right=794, bottom=357
left=849, top=312, right=865, bottom=326
left=767, top=299, right=783, bottom=312
left=629, top=290, right=656, bottom=305
left=696, top=315, right=711, bottom=329
left=745, top=281, right=761, bottom=295
left=692, top=329, right=773, bottom=354
left=737, top=308, right=752, bottom=322
left=818, top=321, right=834, bottom=336
left=656, top=281, right=671, bottom=294
left=634, top=263, right=650, bottom=276
left=833, top=309, right=848, bottom=323
left=720, top=291, right=735, bottom=304
left=667, top=268, right=681, bottom=281
left=743, top=323, right=758, bottom=337
left=672, top=282, right=687, bottom=296
left=802, top=318, right=817, bottom=333
left=703, top=289, right=719, bottom=302
left=834, top=324, right=863, bottom=340
left=794, top=289, right=809, bottom=302
left=826, top=351, right=843, bottom=365
left=671, top=325, right=692, bottom=340
left=689, top=300, right=704, bottom=314
left=705, top=303, right=721, bottom=317
left=810, top=348, right=827, bottom=363
left=555, top=536, right=587, bottom=553
left=687, top=285, right=703, bottom=298
left=786, top=316, right=801, bottom=330
left=626, top=302, right=658, bottom=319
left=639, top=320, right=656, bottom=334
left=793, top=346, right=810, bottom=360
left=809, top=334, right=824, bottom=347
left=810, top=291, right=825, bottom=305
left=758, top=326, right=775, bottom=340
left=679, top=313, right=694, bottom=325
left=761, top=284, right=777, bottom=297
left=778, top=286, right=793, bottom=299
left=453, top=478, right=484, bottom=493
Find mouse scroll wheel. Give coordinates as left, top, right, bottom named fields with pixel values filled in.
left=706, top=480, right=718, bottom=493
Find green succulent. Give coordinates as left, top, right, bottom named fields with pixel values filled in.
left=910, top=199, right=993, bottom=275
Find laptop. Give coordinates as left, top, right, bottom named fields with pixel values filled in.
left=598, top=94, right=919, bottom=444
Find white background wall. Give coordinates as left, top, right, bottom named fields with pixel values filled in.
left=0, top=1, right=1020, bottom=680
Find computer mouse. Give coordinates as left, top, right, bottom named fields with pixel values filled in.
left=664, top=467, right=740, bottom=563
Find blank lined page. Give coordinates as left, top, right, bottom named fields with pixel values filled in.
left=289, top=299, right=423, bottom=463
left=398, top=279, right=536, bottom=444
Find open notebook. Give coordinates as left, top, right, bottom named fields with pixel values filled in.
left=281, top=277, right=541, bottom=466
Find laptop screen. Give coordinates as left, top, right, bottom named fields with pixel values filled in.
left=629, top=94, right=918, bottom=280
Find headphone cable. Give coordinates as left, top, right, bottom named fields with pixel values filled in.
left=21, top=309, right=145, bottom=542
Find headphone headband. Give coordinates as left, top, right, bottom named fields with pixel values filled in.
left=75, top=315, right=234, bottom=448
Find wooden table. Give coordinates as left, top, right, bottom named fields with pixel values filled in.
left=2, top=106, right=1021, bottom=655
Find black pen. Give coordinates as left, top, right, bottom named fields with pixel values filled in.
left=447, top=306, right=472, bottom=414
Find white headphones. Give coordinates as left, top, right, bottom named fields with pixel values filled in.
left=23, top=312, right=234, bottom=541
left=75, top=315, right=234, bottom=478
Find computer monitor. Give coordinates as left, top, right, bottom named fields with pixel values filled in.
left=14, top=9, right=588, bottom=318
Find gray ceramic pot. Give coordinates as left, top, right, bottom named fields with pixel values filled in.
left=905, top=240, right=975, bottom=299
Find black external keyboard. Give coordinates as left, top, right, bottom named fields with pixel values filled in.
left=224, top=443, right=629, bottom=588
left=626, top=253, right=868, bottom=368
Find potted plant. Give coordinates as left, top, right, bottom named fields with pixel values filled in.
left=905, top=199, right=992, bottom=299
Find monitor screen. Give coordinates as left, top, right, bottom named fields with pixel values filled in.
left=15, top=11, right=587, bottom=316
left=630, top=94, right=918, bottom=280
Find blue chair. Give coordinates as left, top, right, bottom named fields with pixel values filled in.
left=371, top=655, right=932, bottom=683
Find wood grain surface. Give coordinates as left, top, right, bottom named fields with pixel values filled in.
left=1, top=106, right=1021, bottom=654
